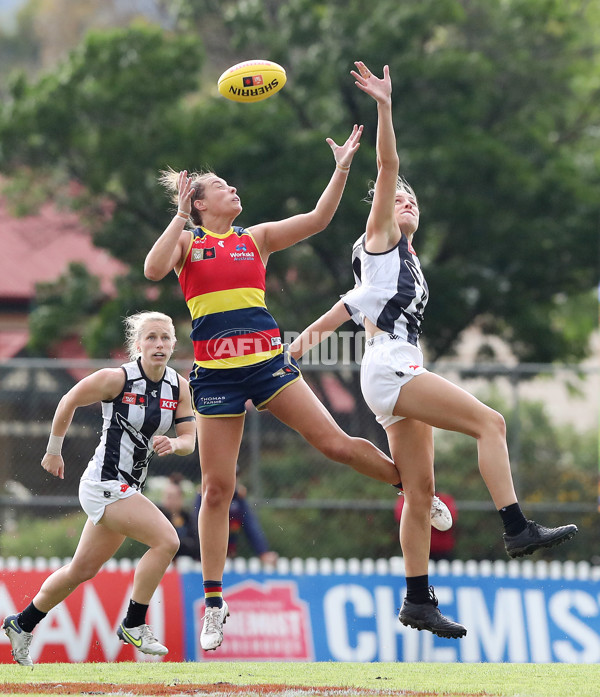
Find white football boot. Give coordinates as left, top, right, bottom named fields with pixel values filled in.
left=200, top=601, right=230, bottom=651
left=3, top=615, right=33, bottom=666
left=117, top=622, right=168, bottom=655
left=430, top=495, right=453, bottom=531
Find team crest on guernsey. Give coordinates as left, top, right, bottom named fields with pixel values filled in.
left=192, top=247, right=216, bottom=262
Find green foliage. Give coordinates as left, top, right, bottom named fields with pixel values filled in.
left=0, top=1, right=598, bottom=361
left=28, top=263, right=103, bottom=355
left=0, top=511, right=148, bottom=560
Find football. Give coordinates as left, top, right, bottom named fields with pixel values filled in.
left=217, top=60, right=287, bottom=103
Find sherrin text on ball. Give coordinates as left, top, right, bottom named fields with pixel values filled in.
left=217, top=60, right=286, bottom=103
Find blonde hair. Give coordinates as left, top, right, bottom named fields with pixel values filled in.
left=123, top=311, right=177, bottom=361
left=364, top=175, right=417, bottom=205
left=158, top=166, right=218, bottom=227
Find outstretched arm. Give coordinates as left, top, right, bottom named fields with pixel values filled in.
left=351, top=62, right=400, bottom=250
left=289, top=299, right=351, bottom=360
left=250, top=125, right=363, bottom=260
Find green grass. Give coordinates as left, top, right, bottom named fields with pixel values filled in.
left=1, top=662, right=600, bottom=696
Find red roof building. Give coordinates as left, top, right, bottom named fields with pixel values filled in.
left=0, top=193, right=128, bottom=359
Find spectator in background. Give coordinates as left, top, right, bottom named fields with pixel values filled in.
left=194, top=476, right=278, bottom=566
left=159, top=474, right=200, bottom=560
left=395, top=492, right=458, bottom=561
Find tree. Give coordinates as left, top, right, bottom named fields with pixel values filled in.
left=182, top=0, right=600, bottom=362
left=1, top=0, right=598, bottom=361
left=0, top=24, right=204, bottom=355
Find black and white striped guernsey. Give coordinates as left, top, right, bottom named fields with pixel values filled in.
left=343, top=232, right=429, bottom=347
left=80, top=359, right=181, bottom=490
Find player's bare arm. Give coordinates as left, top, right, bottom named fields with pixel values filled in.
left=352, top=63, right=401, bottom=252
left=250, top=125, right=363, bottom=260
left=41, top=369, right=126, bottom=479
left=289, top=300, right=351, bottom=360
left=145, top=170, right=193, bottom=280
left=153, top=375, right=196, bottom=457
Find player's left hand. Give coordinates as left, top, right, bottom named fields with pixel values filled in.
left=327, top=123, right=363, bottom=169
left=152, top=435, right=176, bottom=457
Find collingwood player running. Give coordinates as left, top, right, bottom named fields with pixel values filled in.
left=3, top=312, right=196, bottom=665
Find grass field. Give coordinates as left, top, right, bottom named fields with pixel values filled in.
left=1, top=661, right=600, bottom=697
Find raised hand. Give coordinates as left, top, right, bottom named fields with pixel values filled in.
left=351, top=61, right=392, bottom=105
left=177, top=170, right=194, bottom=215
left=326, top=123, right=364, bottom=169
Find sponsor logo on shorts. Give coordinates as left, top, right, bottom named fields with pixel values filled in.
left=272, top=365, right=296, bottom=378
left=103, top=491, right=111, bottom=499
left=200, top=395, right=227, bottom=405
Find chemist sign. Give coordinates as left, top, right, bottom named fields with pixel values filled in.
left=181, top=571, right=600, bottom=663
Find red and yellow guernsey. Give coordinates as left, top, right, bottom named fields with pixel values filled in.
left=177, top=226, right=282, bottom=369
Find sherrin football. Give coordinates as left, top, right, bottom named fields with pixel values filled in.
left=217, top=60, right=286, bottom=103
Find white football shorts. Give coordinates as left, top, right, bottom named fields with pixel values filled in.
left=360, top=334, right=427, bottom=430
left=79, top=478, right=138, bottom=525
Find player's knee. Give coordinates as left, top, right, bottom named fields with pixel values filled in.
left=201, top=481, right=235, bottom=510
left=71, top=561, right=101, bottom=584
left=316, top=433, right=353, bottom=463
left=405, top=481, right=434, bottom=507
left=485, top=408, right=506, bottom=440
left=164, top=530, right=180, bottom=558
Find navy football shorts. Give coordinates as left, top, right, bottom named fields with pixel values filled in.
left=189, top=351, right=302, bottom=417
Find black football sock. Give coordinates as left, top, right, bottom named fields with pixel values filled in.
left=405, top=575, right=430, bottom=604
left=17, top=602, right=47, bottom=633
left=499, top=503, right=528, bottom=536
left=124, top=599, right=149, bottom=628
